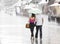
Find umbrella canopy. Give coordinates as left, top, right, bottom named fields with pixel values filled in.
left=49, top=3, right=60, bottom=6
left=28, top=8, right=42, bottom=14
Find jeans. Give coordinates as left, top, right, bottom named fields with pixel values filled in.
left=35, top=25, right=42, bottom=39
left=30, top=23, right=35, bottom=37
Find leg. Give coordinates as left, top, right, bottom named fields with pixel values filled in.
left=35, top=26, right=39, bottom=38
left=40, top=26, right=42, bottom=39
left=30, top=23, right=34, bottom=39
left=40, top=26, right=42, bottom=44
left=30, top=27, right=34, bottom=37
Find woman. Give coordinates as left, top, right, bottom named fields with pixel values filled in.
left=29, top=13, right=36, bottom=39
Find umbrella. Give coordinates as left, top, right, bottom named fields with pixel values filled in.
left=49, top=3, right=60, bottom=6
left=28, top=8, right=42, bottom=14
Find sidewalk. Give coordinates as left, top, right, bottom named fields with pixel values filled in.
left=0, top=14, right=60, bottom=44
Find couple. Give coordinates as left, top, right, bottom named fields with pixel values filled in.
left=29, top=13, right=43, bottom=40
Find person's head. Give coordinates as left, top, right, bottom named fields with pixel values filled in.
left=31, top=13, right=36, bottom=17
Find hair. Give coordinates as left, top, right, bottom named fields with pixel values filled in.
left=31, top=13, right=36, bottom=17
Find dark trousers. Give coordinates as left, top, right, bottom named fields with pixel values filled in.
left=30, top=23, right=35, bottom=37
left=35, top=25, right=42, bottom=39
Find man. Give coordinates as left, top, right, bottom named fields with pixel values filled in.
left=35, top=14, right=43, bottom=41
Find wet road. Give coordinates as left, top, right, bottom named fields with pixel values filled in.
left=0, top=13, right=60, bottom=44
left=0, top=15, right=41, bottom=44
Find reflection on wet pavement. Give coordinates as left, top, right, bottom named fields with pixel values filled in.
left=35, top=39, right=38, bottom=44
left=31, top=39, right=38, bottom=44
left=31, top=39, right=34, bottom=44
left=30, top=38, right=42, bottom=44
left=0, top=15, right=60, bottom=44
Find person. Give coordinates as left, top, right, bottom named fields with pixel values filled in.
left=29, top=13, right=36, bottom=39
left=35, top=14, right=43, bottom=40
